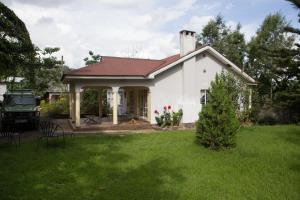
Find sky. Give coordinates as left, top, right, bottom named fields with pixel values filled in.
left=2, top=0, right=299, bottom=68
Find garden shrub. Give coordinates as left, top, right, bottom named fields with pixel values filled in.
left=40, top=95, right=69, bottom=118
left=155, top=106, right=183, bottom=127
left=196, top=73, right=240, bottom=150
left=81, top=89, right=110, bottom=116
left=257, top=108, right=279, bottom=125
left=81, top=89, right=99, bottom=115
left=172, top=109, right=183, bottom=126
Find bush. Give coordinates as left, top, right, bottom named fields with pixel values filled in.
left=196, top=73, right=240, bottom=150
left=81, top=89, right=99, bottom=115
left=257, top=108, right=279, bottom=125
left=40, top=95, right=69, bottom=118
left=154, top=106, right=183, bottom=127
left=172, top=109, right=183, bottom=126
left=81, top=89, right=110, bottom=116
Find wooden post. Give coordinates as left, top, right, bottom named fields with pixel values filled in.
left=135, top=90, right=139, bottom=117
left=75, top=89, right=81, bottom=127
left=112, top=87, right=119, bottom=125
left=98, top=89, right=103, bottom=118
left=147, top=88, right=151, bottom=123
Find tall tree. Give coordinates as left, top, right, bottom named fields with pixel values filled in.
left=84, top=51, right=101, bottom=65
left=197, top=15, right=246, bottom=67
left=196, top=72, right=240, bottom=150
left=247, top=13, right=295, bottom=102
left=0, top=2, right=35, bottom=79
left=24, top=47, right=66, bottom=96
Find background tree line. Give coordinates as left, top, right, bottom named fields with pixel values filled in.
left=0, top=2, right=69, bottom=98
left=197, top=1, right=299, bottom=123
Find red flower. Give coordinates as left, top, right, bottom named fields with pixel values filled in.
left=154, top=110, right=159, bottom=114
left=168, top=105, right=171, bottom=109
left=164, top=106, right=167, bottom=110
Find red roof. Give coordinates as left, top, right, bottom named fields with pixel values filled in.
left=66, top=54, right=181, bottom=77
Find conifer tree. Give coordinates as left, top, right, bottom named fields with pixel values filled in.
left=196, top=73, right=240, bottom=150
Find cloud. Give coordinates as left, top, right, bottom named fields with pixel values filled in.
left=225, top=2, right=234, bottom=10
left=241, top=23, right=258, bottom=41
left=184, top=15, right=214, bottom=32
left=5, top=0, right=191, bottom=68
left=94, top=0, right=152, bottom=8
left=36, top=16, right=54, bottom=25
left=202, top=2, right=221, bottom=11
left=2, top=0, right=286, bottom=68
left=1, top=0, right=70, bottom=7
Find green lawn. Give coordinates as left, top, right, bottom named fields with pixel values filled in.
left=0, top=125, right=299, bottom=200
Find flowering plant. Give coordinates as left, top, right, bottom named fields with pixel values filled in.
left=154, top=105, right=182, bottom=127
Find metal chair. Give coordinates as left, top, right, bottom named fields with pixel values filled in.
left=0, top=126, right=20, bottom=147
left=38, top=120, right=66, bottom=147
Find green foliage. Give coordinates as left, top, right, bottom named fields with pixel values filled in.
left=154, top=106, right=183, bottom=127
left=40, top=95, right=69, bottom=118
left=80, top=89, right=110, bottom=116
left=196, top=73, right=240, bottom=149
left=197, top=15, right=246, bottom=67
left=84, top=51, right=102, bottom=65
left=19, top=47, right=68, bottom=96
left=246, top=12, right=299, bottom=123
left=257, top=107, right=279, bottom=125
left=81, top=89, right=99, bottom=115
left=0, top=2, right=35, bottom=79
left=172, top=109, right=183, bottom=126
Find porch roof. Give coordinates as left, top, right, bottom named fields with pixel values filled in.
left=64, top=54, right=180, bottom=77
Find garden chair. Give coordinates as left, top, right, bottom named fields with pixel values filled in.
left=83, top=115, right=99, bottom=124
left=0, top=125, right=20, bottom=147
left=38, top=120, right=73, bottom=147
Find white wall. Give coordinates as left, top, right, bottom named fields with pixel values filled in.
left=150, top=64, right=183, bottom=123
left=151, top=52, right=236, bottom=124
left=0, top=83, right=7, bottom=102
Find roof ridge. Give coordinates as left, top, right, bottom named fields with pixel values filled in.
left=102, top=55, right=160, bottom=61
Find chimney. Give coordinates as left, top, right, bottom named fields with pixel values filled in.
left=180, top=30, right=196, bottom=56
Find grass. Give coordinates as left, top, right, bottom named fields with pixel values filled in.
left=0, top=125, right=299, bottom=200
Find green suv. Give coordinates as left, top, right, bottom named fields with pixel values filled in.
left=1, top=90, right=40, bottom=128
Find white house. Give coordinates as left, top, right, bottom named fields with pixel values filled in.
left=63, top=30, right=256, bottom=128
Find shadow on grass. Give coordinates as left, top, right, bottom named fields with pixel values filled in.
left=68, top=135, right=185, bottom=199
left=0, top=135, right=185, bottom=200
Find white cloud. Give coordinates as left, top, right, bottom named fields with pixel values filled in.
left=225, top=2, right=234, bottom=10
left=202, top=2, right=221, bottom=11
left=4, top=0, right=263, bottom=68
left=7, top=0, right=191, bottom=68
left=184, top=15, right=214, bottom=32
left=241, top=23, right=258, bottom=42
left=93, top=0, right=152, bottom=8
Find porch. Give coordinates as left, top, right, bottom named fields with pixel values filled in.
left=68, top=84, right=152, bottom=129
left=68, top=117, right=153, bottom=132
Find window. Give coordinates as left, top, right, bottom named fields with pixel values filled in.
left=200, top=89, right=209, bottom=105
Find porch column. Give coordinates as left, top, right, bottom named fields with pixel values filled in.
left=98, top=88, right=103, bottom=118
left=135, top=90, right=139, bottom=117
left=248, top=88, right=252, bottom=110
left=147, top=89, right=151, bottom=123
left=112, top=87, right=119, bottom=125
left=69, top=90, right=73, bottom=119
left=72, top=91, right=76, bottom=122
left=75, top=87, right=81, bottom=127
left=69, top=84, right=74, bottom=120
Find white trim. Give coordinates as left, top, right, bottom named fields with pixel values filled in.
left=148, top=46, right=256, bottom=84
left=64, top=75, right=147, bottom=80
